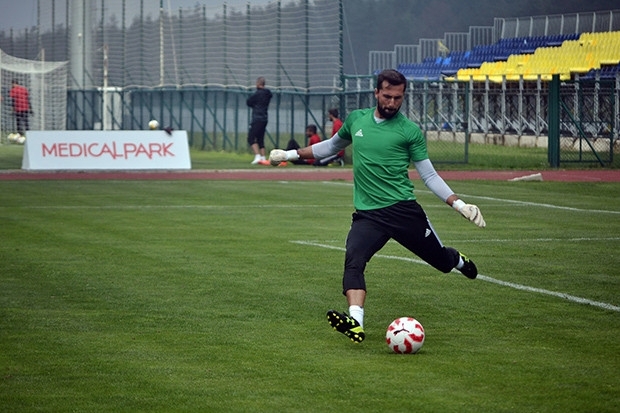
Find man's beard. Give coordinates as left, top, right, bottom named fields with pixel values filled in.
left=377, top=104, right=400, bottom=119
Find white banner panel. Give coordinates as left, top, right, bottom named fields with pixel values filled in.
left=22, top=131, right=191, bottom=170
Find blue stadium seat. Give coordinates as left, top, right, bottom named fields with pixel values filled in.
left=582, top=63, right=620, bottom=80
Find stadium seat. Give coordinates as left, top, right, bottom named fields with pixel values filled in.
left=398, top=31, right=618, bottom=83
left=455, top=31, right=620, bottom=82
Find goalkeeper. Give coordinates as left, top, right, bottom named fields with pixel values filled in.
left=269, top=69, right=486, bottom=344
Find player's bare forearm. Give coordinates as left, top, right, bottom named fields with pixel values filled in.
left=446, top=194, right=459, bottom=207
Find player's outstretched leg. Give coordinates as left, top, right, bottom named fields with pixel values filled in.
left=458, top=252, right=478, bottom=279
left=326, top=310, right=365, bottom=343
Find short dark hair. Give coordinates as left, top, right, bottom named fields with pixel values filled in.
left=376, top=69, right=407, bottom=92
left=328, top=108, right=339, bottom=118
left=306, top=124, right=317, bottom=134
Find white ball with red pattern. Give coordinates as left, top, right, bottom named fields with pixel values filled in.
left=386, top=317, right=425, bottom=354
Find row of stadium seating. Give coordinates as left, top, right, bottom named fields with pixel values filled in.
left=397, top=32, right=620, bottom=82
left=581, top=63, right=620, bottom=80
left=398, top=33, right=580, bottom=81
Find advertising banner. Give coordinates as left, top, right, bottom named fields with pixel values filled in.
left=22, top=130, right=191, bottom=170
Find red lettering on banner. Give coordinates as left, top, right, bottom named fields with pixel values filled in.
left=57, top=143, right=69, bottom=157
left=149, top=143, right=161, bottom=157
left=123, top=143, right=137, bottom=159
left=42, top=143, right=55, bottom=157
left=98, top=143, right=116, bottom=159
left=135, top=143, right=150, bottom=158
left=42, top=141, right=176, bottom=160
left=69, top=143, right=84, bottom=157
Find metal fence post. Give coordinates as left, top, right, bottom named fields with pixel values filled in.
left=548, top=74, right=560, bottom=168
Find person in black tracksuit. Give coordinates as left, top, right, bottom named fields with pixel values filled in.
left=247, top=77, right=273, bottom=164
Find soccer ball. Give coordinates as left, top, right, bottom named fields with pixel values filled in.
left=7, top=133, right=25, bottom=144
left=386, top=317, right=425, bottom=354
left=148, top=119, right=159, bottom=130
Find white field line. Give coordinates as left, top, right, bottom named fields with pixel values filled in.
left=456, top=192, right=620, bottom=214
left=291, top=240, right=620, bottom=313
left=463, top=237, right=620, bottom=242
left=421, top=188, right=620, bottom=215
left=321, top=182, right=620, bottom=215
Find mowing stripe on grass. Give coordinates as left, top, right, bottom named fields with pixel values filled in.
left=322, top=182, right=620, bottom=215
left=6, top=204, right=345, bottom=210
left=424, top=191, right=620, bottom=215
left=291, top=240, right=620, bottom=313
left=465, top=237, right=620, bottom=242
left=464, top=195, right=620, bottom=214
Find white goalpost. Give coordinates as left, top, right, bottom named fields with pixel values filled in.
left=1, top=49, right=68, bottom=143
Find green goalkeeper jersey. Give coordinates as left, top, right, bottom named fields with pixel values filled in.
left=338, top=108, right=429, bottom=210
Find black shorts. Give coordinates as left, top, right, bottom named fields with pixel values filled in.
left=248, top=120, right=268, bottom=148
left=342, top=200, right=459, bottom=292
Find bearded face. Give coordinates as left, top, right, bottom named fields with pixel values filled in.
left=374, top=81, right=405, bottom=119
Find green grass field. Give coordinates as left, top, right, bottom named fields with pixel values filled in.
left=1, top=139, right=618, bottom=171
left=1, top=174, right=619, bottom=412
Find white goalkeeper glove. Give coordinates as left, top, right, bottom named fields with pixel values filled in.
left=269, top=149, right=299, bottom=166
left=452, top=199, right=486, bottom=228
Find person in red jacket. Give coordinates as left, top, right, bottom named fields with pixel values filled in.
left=305, top=124, right=322, bottom=164
left=329, top=108, right=343, bottom=136
left=285, top=124, right=322, bottom=165
left=9, top=79, right=31, bottom=136
left=314, top=108, right=345, bottom=166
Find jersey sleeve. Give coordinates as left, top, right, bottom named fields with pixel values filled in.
left=407, top=123, right=429, bottom=162
left=414, top=159, right=454, bottom=202
left=337, top=109, right=365, bottom=142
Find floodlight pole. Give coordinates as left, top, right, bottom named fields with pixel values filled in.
left=103, top=45, right=108, bottom=130
left=160, top=0, right=164, bottom=86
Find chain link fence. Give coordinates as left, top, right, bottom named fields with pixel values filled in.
left=2, top=2, right=618, bottom=166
